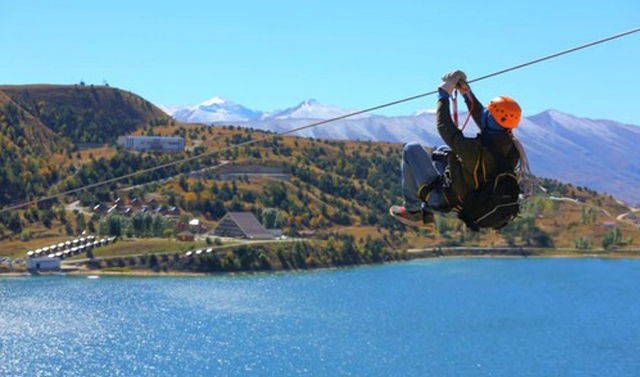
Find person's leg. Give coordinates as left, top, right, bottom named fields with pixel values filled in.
left=401, top=142, right=441, bottom=212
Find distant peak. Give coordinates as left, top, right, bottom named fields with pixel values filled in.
left=528, top=109, right=576, bottom=123
left=537, top=109, right=568, bottom=117
left=158, top=104, right=190, bottom=116
left=414, top=108, right=436, bottom=116
left=301, top=99, right=320, bottom=106
left=199, top=96, right=226, bottom=107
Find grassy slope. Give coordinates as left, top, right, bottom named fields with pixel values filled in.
left=0, top=84, right=170, bottom=150
left=0, top=90, right=71, bottom=155
left=2, top=102, right=639, bottom=260
left=0, top=84, right=168, bottom=125
left=139, top=123, right=640, bottom=251
left=0, top=84, right=172, bottom=176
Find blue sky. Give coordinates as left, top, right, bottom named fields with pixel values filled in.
left=1, top=1, right=639, bottom=125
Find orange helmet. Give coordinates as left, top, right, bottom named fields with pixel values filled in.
left=487, top=96, right=521, bottom=129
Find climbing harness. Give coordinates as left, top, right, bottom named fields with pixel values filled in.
left=1, top=26, right=639, bottom=214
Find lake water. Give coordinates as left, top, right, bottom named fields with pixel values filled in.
left=1, top=258, right=640, bottom=377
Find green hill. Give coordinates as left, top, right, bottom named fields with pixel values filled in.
left=0, top=90, right=71, bottom=155
left=0, top=84, right=172, bottom=220
left=0, top=84, right=170, bottom=145
left=0, top=90, right=73, bottom=209
left=147, top=124, right=636, bottom=252
left=1, top=91, right=638, bottom=260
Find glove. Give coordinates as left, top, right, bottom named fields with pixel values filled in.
left=457, top=79, right=470, bottom=94
left=442, top=70, right=467, bottom=82
left=439, top=70, right=467, bottom=95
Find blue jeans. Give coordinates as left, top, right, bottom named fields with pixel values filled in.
left=401, top=142, right=445, bottom=212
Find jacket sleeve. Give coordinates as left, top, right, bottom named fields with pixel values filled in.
left=437, top=97, right=479, bottom=156
left=463, top=91, right=485, bottom=129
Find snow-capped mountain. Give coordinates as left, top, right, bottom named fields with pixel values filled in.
left=163, top=97, right=263, bottom=123
left=164, top=98, right=370, bottom=123
left=261, top=99, right=370, bottom=121
left=158, top=104, right=187, bottom=116
left=166, top=98, right=640, bottom=205
left=244, top=113, right=443, bottom=145
left=413, top=108, right=437, bottom=116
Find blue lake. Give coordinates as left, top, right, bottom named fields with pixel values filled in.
left=2, top=258, right=640, bottom=376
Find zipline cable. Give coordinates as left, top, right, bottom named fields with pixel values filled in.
left=2, top=26, right=640, bottom=214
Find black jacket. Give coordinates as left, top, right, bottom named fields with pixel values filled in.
left=436, top=92, right=519, bottom=210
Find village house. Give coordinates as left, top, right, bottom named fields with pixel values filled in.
left=177, top=231, right=195, bottom=242
left=26, top=257, right=61, bottom=272
left=213, top=212, right=275, bottom=239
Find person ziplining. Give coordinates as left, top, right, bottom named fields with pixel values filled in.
left=390, top=70, right=528, bottom=231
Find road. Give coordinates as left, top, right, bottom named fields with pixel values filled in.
left=616, top=207, right=639, bottom=225
left=66, top=200, right=93, bottom=216
left=119, top=160, right=230, bottom=192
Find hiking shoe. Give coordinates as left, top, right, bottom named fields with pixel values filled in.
left=389, top=205, right=435, bottom=229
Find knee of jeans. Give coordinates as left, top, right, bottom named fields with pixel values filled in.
left=403, top=142, right=423, bottom=159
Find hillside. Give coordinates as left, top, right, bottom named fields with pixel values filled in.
left=0, top=84, right=171, bottom=144
left=166, top=98, right=640, bottom=205
left=2, top=121, right=638, bottom=260
left=0, top=91, right=71, bottom=155
left=241, top=112, right=640, bottom=205
left=147, top=124, right=636, bottom=251
left=0, top=84, right=177, bottom=211
left=0, top=91, right=72, bottom=208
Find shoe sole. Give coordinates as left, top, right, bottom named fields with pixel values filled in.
left=389, top=208, right=435, bottom=230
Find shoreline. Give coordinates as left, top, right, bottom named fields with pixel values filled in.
left=3, top=249, right=639, bottom=277
left=426, top=253, right=640, bottom=261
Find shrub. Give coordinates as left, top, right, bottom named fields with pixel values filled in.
left=20, top=231, right=32, bottom=242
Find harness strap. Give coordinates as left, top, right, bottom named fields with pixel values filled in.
left=452, top=90, right=473, bottom=132
left=460, top=91, right=473, bottom=132
left=452, top=90, right=459, bottom=126
left=418, top=176, right=443, bottom=201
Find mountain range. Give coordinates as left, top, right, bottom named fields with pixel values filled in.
left=165, top=98, right=370, bottom=124
left=163, top=98, right=640, bottom=205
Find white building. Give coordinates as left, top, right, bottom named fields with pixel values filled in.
left=117, top=136, right=185, bottom=151
left=26, top=257, right=61, bottom=271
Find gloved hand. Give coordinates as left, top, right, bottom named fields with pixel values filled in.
left=457, top=79, right=470, bottom=94
left=439, top=70, right=467, bottom=95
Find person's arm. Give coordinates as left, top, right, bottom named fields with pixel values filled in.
left=436, top=91, right=476, bottom=154
left=437, top=71, right=481, bottom=157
